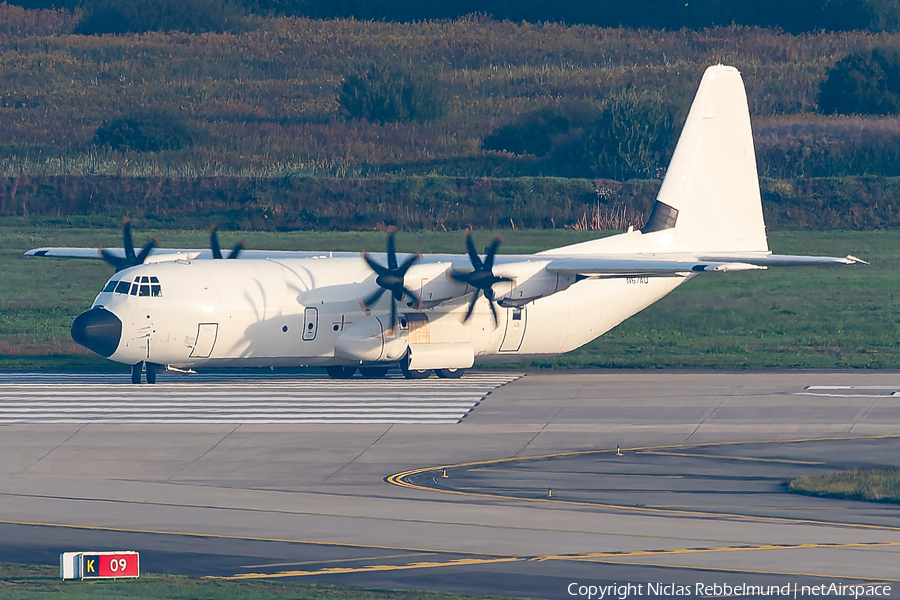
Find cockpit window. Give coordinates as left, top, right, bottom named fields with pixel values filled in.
left=102, top=280, right=118, bottom=293
left=120, top=275, right=163, bottom=297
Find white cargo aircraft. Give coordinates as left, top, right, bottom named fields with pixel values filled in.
left=29, top=66, right=863, bottom=383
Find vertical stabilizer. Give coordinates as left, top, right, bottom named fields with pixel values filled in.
left=646, top=65, right=768, bottom=253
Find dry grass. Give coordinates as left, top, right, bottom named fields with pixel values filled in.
left=789, top=469, right=900, bottom=503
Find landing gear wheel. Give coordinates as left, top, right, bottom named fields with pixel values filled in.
left=435, top=368, right=465, bottom=379
left=401, top=365, right=432, bottom=379
left=145, top=362, right=158, bottom=384
left=359, top=366, right=390, bottom=379
left=326, top=366, right=357, bottom=379
left=131, top=362, right=143, bottom=384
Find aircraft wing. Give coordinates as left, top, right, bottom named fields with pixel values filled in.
left=543, top=253, right=864, bottom=276
left=25, top=248, right=362, bottom=260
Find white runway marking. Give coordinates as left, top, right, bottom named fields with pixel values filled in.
left=805, top=385, right=900, bottom=390
left=0, top=372, right=521, bottom=424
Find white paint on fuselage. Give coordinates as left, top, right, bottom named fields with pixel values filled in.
left=92, top=257, right=689, bottom=369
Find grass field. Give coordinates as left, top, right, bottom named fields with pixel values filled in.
left=0, top=562, right=514, bottom=600
left=789, top=469, right=900, bottom=503
left=0, top=222, right=895, bottom=370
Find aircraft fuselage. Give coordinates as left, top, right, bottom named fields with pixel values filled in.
left=73, top=257, right=688, bottom=370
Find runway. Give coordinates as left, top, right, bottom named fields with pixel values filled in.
left=0, top=371, right=899, bottom=598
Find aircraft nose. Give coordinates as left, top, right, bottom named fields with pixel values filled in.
left=71, top=308, right=122, bottom=358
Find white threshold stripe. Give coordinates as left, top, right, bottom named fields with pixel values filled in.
left=0, top=419, right=465, bottom=424
left=0, top=373, right=521, bottom=424
left=0, top=408, right=474, bottom=415
left=805, top=385, right=900, bottom=390
left=0, top=390, right=487, bottom=397
left=0, top=402, right=479, bottom=409
left=0, top=378, right=514, bottom=385
left=793, top=392, right=895, bottom=398
left=0, top=385, right=506, bottom=397
left=0, top=414, right=469, bottom=420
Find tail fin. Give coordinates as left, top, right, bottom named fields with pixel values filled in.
left=644, top=65, right=768, bottom=253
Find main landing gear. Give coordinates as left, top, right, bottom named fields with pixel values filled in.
left=325, top=364, right=467, bottom=380
left=131, top=361, right=160, bottom=384
left=325, top=365, right=357, bottom=379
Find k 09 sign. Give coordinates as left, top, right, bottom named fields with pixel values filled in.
left=81, top=552, right=140, bottom=578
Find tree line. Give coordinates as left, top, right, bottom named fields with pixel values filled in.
left=8, top=0, right=900, bottom=34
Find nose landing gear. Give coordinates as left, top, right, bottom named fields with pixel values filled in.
left=131, top=362, right=160, bottom=384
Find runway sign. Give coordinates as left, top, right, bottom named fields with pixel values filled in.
left=59, top=551, right=139, bottom=579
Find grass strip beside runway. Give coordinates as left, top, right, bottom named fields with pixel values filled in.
left=0, top=562, right=516, bottom=600
left=789, top=469, right=900, bottom=504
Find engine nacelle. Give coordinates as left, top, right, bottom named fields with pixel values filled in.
left=334, top=317, right=408, bottom=363
left=406, top=262, right=468, bottom=308
left=493, top=261, right=577, bottom=307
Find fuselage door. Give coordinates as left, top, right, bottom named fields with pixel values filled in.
left=303, top=307, right=318, bottom=341
left=190, top=323, right=218, bottom=358
left=499, top=306, right=526, bottom=352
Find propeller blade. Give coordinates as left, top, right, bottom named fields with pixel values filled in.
left=135, top=239, right=156, bottom=265
left=488, top=297, right=499, bottom=327
left=361, top=287, right=386, bottom=308
left=449, top=270, right=472, bottom=284
left=401, top=285, right=421, bottom=309
left=386, top=230, right=397, bottom=270
left=361, top=252, right=390, bottom=277
left=210, top=228, right=223, bottom=259
left=101, top=249, right=126, bottom=272
left=464, top=231, right=483, bottom=269
left=484, top=235, right=502, bottom=270
left=398, top=253, right=419, bottom=275
left=228, top=242, right=243, bottom=259
left=122, top=220, right=135, bottom=261
left=390, top=295, right=398, bottom=332
left=462, top=289, right=480, bottom=323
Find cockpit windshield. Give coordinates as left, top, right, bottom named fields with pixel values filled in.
left=102, top=276, right=162, bottom=297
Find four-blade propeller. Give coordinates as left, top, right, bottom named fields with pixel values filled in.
left=360, top=230, right=421, bottom=332
left=210, top=227, right=243, bottom=259
left=101, top=220, right=156, bottom=272
left=450, top=232, right=512, bottom=327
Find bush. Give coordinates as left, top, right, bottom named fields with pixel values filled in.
left=483, top=92, right=681, bottom=180
left=590, top=90, right=681, bottom=180
left=482, top=101, right=595, bottom=161
left=819, top=48, right=900, bottom=115
left=76, top=0, right=243, bottom=34
left=92, top=110, right=202, bottom=152
left=338, top=65, right=443, bottom=124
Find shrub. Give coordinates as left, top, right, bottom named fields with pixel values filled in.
left=338, top=65, right=443, bottom=124
left=590, top=90, right=681, bottom=180
left=482, top=101, right=596, bottom=160
left=76, top=0, right=243, bottom=34
left=819, top=48, right=900, bottom=115
left=483, top=92, right=681, bottom=180
left=92, top=110, right=202, bottom=152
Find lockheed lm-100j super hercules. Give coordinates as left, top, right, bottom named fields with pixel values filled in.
left=30, top=66, right=863, bottom=383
